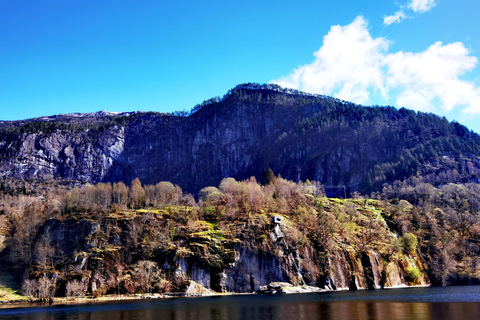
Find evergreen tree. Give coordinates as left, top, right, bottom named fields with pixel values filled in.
left=261, top=168, right=276, bottom=186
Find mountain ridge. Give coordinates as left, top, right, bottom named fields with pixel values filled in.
left=1, top=83, right=479, bottom=196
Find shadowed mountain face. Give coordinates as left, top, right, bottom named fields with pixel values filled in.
left=1, top=83, right=480, bottom=196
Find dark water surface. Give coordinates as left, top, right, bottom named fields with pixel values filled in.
left=1, top=286, right=480, bottom=320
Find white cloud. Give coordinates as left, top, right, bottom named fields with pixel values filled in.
left=274, top=16, right=389, bottom=105
left=409, top=0, right=436, bottom=13
left=271, top=16, right=480, bottom=118
left=383, top=10, right=407, bottom=26
left=383, top=0, right=436, bottom=25
left=385, top=41, right=478, bottom=113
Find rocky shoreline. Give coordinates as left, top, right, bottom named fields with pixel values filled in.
left=1, top=280, right=436, bottom=310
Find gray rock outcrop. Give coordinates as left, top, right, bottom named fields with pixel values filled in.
left=1, top=84, right=479, bottom=196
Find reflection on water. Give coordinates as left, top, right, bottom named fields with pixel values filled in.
left=1, top=286, right=480, bottom=320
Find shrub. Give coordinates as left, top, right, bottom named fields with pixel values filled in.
left=402, top=233, right=418, bottom=254
left=406, top=266, right=420, bottom=283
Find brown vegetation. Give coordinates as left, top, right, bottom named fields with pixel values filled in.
left=0, top=173, right=479, bottom=300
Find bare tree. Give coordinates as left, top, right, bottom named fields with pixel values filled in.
left=37, top=275, right=56, bottom=302
left=22, top=275, right=56, bottom=302
left=34, top=234, right=55, bottom=272
left=246, top=178, right=265, bottom=213
left=129, top=178, right=145, bottom=209
left=155, top=182, right=176, bottom=207
left=95, top=183, right=112, bottom=210
left=66, top=279, right=88, bottom=298
left=21, top=279, right=36, bottom=300
left=7, top=196, right=46, bottom=268
left=134, top=260, right=158, bottom=293
left=113, top=182, right=129, bottom=210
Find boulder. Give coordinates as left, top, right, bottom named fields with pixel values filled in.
left=184, top=280, right=216, bottom=297
left=256, top=282, right=325, bottom=294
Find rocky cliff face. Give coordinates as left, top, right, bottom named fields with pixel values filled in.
left=0, top=125, right=125, bottom=183
left=1, top=84, right=480, bottom=195
left=26, top=209, right=428, bottom=295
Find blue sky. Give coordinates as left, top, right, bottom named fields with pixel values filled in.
left=1, top=0, right=480, bottom=133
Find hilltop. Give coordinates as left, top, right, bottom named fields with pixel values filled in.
left=1, top=83, right=480, bottom=196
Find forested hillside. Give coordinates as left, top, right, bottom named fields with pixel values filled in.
left=0, top=174, right=479, bottom=300
left=1, top=84, right=480, bottom=300
left=1, top=83, right=479, bottom=196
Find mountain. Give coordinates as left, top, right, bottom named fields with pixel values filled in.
left=1, top=83, right=480, bottom=196
left=2, top=84, right=480, bottom=300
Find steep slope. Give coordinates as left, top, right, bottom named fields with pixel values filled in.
left=2, top=195, right=431, bottom=297
left=1, top=83, right=480, bottom=196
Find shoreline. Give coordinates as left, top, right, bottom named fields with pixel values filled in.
left=0, top=292, right=250, bottom=309
left=0, top=283, right=433, bottom=310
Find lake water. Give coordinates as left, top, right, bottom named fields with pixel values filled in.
left=1, top=286, right=480, bottom=320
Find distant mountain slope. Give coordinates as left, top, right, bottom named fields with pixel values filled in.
left=1, top=83, right=479, bottom=195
